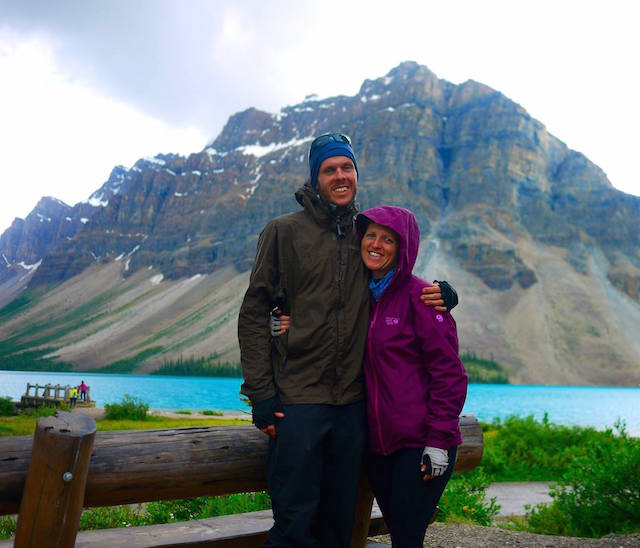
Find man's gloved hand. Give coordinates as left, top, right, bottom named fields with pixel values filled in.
left=270, top=307, right=291, bottom=336
left=252, top=396, right=282, bottom=429
left=421, top=446, right=449, bottom=480
left=269, top=308, right=282, bottom=337
left=433, top=280, right=458, bottom=311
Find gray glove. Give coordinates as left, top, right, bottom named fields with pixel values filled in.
left=270, top=307, right=283, bottom=336
left=421, top=446, right=449, bottom=477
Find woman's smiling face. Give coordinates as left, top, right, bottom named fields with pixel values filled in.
left=361, top=222, right=399, bottom=279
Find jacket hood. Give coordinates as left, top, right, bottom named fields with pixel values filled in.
left=357, top=206, right=420, bottom=278
left=295, top=182, right=359, bottom=233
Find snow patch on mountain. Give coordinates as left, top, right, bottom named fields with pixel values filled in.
left=237, top=137, right=312, bottom=158
left=17, top=259, right=41, bottom=271
left=88, top=193, right=109, bottom=207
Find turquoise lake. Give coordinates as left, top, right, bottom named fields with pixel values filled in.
left=1, top=370, right=638, bottom=435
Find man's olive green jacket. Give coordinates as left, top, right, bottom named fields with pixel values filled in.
left=238, top=183, right=369, bottom=405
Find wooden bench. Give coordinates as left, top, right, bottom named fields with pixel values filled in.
left=0, top=412, right=483, bottom=547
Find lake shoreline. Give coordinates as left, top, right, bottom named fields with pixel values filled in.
left=3, top=370, right=639, bottom=434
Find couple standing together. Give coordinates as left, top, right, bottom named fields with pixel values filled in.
left=238, top=133, right=468, bottom=547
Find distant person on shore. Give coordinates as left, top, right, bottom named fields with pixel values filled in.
left=79, top=380, right=88, bottom=401
left=69, top=386, right=78, bottom=409
left=238, top=132, right=458, bottom=547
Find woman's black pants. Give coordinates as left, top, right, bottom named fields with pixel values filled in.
left=366, top=446, right=457, bottom=548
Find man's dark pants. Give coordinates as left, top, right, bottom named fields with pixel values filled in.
left=264, top=401, right=366, bottom=548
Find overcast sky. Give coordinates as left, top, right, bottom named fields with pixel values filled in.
left=1, top=0, right=639, bottom=233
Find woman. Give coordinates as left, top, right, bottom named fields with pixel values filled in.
left=357, top=205, right=467, bottom=546
left=275, top=205, right=467, bottom=546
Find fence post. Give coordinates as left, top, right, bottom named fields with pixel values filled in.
left=14, top=411, right=96, bottom=548
left=349, top=468, right=375, bottom=547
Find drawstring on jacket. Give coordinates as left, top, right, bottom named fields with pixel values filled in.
left=336, top=215, right=344, bottom=239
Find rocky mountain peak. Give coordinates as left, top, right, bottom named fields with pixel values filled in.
left=1, top=62, right=638, bottom=384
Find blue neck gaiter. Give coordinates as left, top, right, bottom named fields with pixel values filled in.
left=369, top=267, right=396, bottom=302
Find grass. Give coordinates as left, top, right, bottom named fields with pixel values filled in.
left=0, top=411, right=249, bottom=437
left=75, top=492, right=272, bottom=532
left=201, top=409, right=223, bottom=416
left=96, top=416, right=249, bottom=431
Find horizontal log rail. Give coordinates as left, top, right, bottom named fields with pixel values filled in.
left=0, top=414, right=482, bottom=516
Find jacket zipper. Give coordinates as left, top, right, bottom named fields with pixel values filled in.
left=368, top=300, right=387, bottom=455
left=368, top=267, right=402, bottom=456
left=334, top=217, right=345, bottom=398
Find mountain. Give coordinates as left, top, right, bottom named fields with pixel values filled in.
left=1, top=61, right=639, bottom=385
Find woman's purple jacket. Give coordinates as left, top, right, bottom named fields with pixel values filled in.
left=358, top=206, right=468, bottom=455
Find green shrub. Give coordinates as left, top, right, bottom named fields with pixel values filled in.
left=438, top=468, right=500, bottom=526
left=0, top=396, right=15, bottom=417
left=104, top=394, right=149, bottom=420
left=525, top=422, right=640, bottom=538
left=201, top=410, right=223, bottom=416
left=20, top=405, right=59, bottom=418
left=481, top=414, right=611, bottom=481
left=0, top=515, right=16, bottom=540
left=175, top=410, right=192, bottom=415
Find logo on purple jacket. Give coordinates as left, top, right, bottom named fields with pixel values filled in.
left=385, top=317, right=400, bottom=326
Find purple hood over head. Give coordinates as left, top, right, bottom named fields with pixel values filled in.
left=357, top=206, right=420, bottom=281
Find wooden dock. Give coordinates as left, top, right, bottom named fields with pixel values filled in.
left=19, top=383, right=95, bottom=409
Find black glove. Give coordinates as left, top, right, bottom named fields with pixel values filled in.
left=433, top=280, right=458, bottom=311
left=252, top=396, right=282, bottom=429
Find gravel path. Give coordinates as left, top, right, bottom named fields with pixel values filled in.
left=368, top=482, right=640, bottom=547
left=370, top=524, right=640, bottom=547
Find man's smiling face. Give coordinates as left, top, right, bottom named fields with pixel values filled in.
left=316, top=156, right=357, bottom=207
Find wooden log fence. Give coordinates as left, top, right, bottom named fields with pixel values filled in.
left=0, top=413, right=483, bottom=547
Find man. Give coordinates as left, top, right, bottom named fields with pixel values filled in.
left=238, top=133, right=457, bottom=547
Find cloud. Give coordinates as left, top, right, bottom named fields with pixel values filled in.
left=0, top=0, right=638, bottom=233
left=0, top=29, right=205, bottom=230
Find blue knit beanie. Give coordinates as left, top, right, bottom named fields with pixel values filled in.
left=308, top=138, right=359, bottom=189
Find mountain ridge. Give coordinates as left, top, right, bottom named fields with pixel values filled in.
left=1, top=61, right=638, bottom=384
